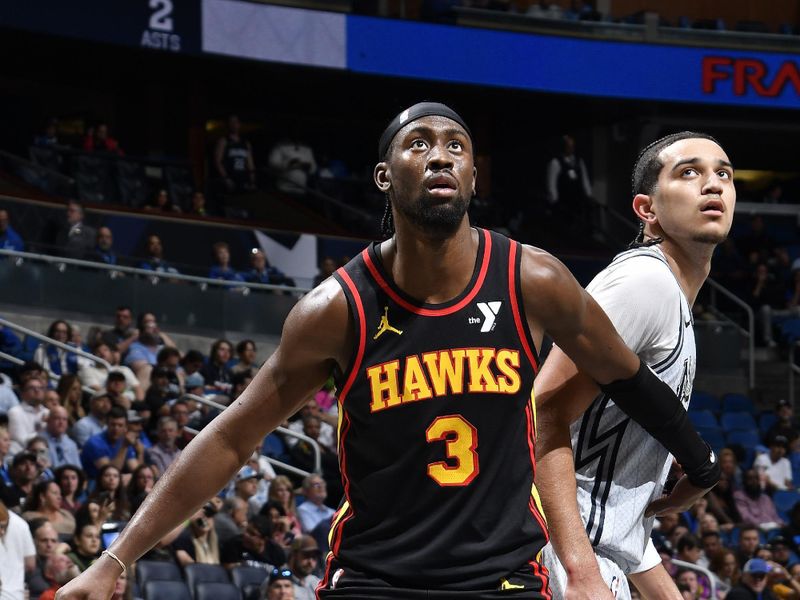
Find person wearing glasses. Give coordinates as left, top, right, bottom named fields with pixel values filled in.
left=260, top=567, right=295, bottom=600
left=7, top=377, right=49, bottom=454
left=42, top=407, right=81, bottom=469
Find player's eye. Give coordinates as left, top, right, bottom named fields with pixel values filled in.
left=449, top=140, right=463, bottom=151
left=717, top=170, right=731, bottom=179
left=411, top=139, right=428, bottom=150
left=681, top=168, right=697, bottom=177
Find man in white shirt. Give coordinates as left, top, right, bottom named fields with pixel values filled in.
left=754, top=434, right=793, bottom=492
left=0, top=500, right=36, bottom=600
left=7, top=378, right=49, bottom=454
left=296, top=474, right=334, bottom=535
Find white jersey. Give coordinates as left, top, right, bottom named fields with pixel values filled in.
left=572, top=245, right=696, bottom=574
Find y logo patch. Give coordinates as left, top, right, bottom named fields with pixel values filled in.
left=476, top=301, right=502, bottom=332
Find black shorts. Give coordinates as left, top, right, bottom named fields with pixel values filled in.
left=316, top=558, right=551, bottom=599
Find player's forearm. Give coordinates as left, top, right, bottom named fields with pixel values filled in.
left=628, top=564, right=683, bottom=600
left=108, top=423, right=251, bottom=566
left=536, top=435, right=599, bottom=578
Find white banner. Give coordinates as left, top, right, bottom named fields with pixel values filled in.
left=202, top=0, right=346, bottom=69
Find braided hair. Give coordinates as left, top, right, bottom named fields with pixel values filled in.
left=628, top=131, right=721, bottom=249
left=381, top=195, right=394, bottom=239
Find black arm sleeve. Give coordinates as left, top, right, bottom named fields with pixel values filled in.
left=599, top=360, right=721, bottom=489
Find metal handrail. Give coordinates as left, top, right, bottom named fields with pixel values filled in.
left=0, top=316, right=112, bottom=371
left=182, top=393, right=322, bottom=475
left=671, top=558, right=718, bottom=598
left=0, top=248, right=311, bottom=293
left=705, top=279, right=755, bottom=389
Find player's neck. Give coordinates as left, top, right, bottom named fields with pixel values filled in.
left=381, top=221, right=478, bottom=304
left=657, top=238, right=713, bottom=306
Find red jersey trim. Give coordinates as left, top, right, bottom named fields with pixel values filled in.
left=335, top=268, right=367, bottom=407
left=508, top=241, right=539, bottom=374
left=530, top=560, right=552, bottom=600
left=525, top=402, right=549, bottom=541
left=362, top=228, right=492, bottom=317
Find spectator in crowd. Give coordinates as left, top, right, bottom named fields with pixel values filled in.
left=311, top=257, right=337, bottom=287
left=80, top=405, right=141, bottom=479
left=268, top=137, right=317, bottom=196
left=0, top=501, right=37, bottom=600
left=0, top=208, right=24, bottom=251
left=239, top=446, right=275, bottom=518
left=215, top=496, right=248, bottom=545
left=143, top=367, right=177, bottom=421
left=187, top=191, right=207, bottom=217
left=56, top=374, right=86, bottom=427
left=8, top=376, right=49, bottom=453
left=34, top=118, right=60, bottom=148
left=735, top=470, right=785, bottom=530
left=770, top=536, right=795, bottom=569
left=156, top=346, right=182, bottom=390
left=231, top=340, right=258, bottom=376
left=202, top=339, right=234, bottom=391
left=0, top=425, right=11, bottom=484
left=727, top=558, right=778, bottom=599
left=79, top=344, right=141, bottom=406
left=209, top=242, right=243, bottom=282
left=267, top=475, right=302, bottom=539
left=767, top=399, right=799, bottom=448
left=676, top=533, right=703, bottom=565
left=0, top=370, right=20, bottom=416
left=700, top=531, right=723, bottom=568
left=27, top=436, right=54, bottom=481
left=220, top=513, right=285, bottom=570
left=55, top=465, right=85, bottom=515
left=261, top=567, right=295, bottom=600
left=296, top=474, right=333, bottom=536
left=92, top=227, right=118, bottom=266
left=546, top=133, right=593, bottom=210
left=66, top=521, right=101, bottom=572
left=26, top=519, right=61, bottom=600
left=126, top=409, right=151, bottom=451
left=242, top=249, right=294, bottom=287
left=709, top=548, right=740, bottom=594
left=22, top=480, right=76, bottom=537
left=100, top=307, right=137, bottom=357
left=754, top=435, right=793, bottom=492
left=736, top=525, right=764, bottom=568
left=126, top=464, right=155, bottom=513
left=143, top=189, right=181, bottom=214
left=286, top=398, right=335, bottom=452
left=170, top=400, right=195, bottom=449
left=54, top=201, right=96, bottom=260
left=124, top=313, right=175, bottom=385
left=260, top=500, right=293, bottom=552
left=707, top=469, right=742, bottom=531
left=33, top=320, right=78, bottom=380
left=88, top=464, right=130, bottom=522
left=37, top=553, right=80, bottom=600
left=285, top=535, right=320, bottom=600
left=41, top=406, right=81, bottom=469
left=72, top=392, right=111, bottom=447
left=748, top=262, right=787, bottom=348
left=173, top=502, right=220, bottom=567
left=138, top=235, right=180, bottom=275
left=214, top=115, right=256, bottom=193
left=290, top=416, right=340, bottom=505
left=230, top=465, right=260, bottom=511
left=82, top=122, right=123, bottom=156
left=146, top=416, right=181, bottom=478
left=674, top=569, right=700, bottom=599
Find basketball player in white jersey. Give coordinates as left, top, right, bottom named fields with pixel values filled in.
left=536, top=132, right=736, bottom=599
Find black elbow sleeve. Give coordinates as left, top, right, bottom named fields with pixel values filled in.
left=599, top=361, right=720, bottom=489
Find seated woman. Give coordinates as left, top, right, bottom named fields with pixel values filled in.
left=22, top=480, right=76, bottom=537
left=88, top=464, right=130, bottom=523
left=33, top=321, right=78, bottom=380
left=66, top=521, right=101, bottom=572
left=172, top=503, right=221, bottom=567
left=55, top=464, right=87, bottom=515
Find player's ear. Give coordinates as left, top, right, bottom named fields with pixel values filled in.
left=374, top=162, right=391, bottom=192
left=633, top=194, right=656, bottom=224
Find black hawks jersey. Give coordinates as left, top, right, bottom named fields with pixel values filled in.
left=323, top=228, right=550, bottom=594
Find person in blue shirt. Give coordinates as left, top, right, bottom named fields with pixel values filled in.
left=242, top=248, right=294, bottom=286
left=208, top=242, right=244, bottom=282
left=0, top=209, right=24, bottom=251
left=92, top=227, right=118, bottom=265
left=80, top=406, right=141, bottom=479
left=138, top=235, right=179, bottom=274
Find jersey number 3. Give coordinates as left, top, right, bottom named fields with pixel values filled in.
left=426, top=415, right=479, bottom=486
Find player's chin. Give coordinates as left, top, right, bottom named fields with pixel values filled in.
left=691, top=227, right=728, bottom=245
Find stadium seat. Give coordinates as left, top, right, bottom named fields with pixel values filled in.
left=117, top=160, right=149, bottom=208
left=774, top=490, right=800, bottom=519
left=721, top=412, right=758, bottom=432
left=241, top=583, right=261, bottom=600
left=194, top=582, right=240, bottom=600
left=230, top=566, right=268, bottom=593
left=144, top=580, right=191, bottom=600
left=726, top=430, right=761, bottom=449
left=136, top=560, right=182, bottom=588
left=697, top=428, right=725, bottom=451
left=690, top=391, right=719, bottom=413
left=184, top=564, right=230, bottom=597
left=688, top=410, right=718, bottom=429
left=722, top=393, right=756, bottom=415
left=759, top=412, right=779, bottom=436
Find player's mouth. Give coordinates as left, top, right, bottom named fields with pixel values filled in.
left=699, top=198, right=724, bottom=217
left=425, top=174, right=458, bottom=198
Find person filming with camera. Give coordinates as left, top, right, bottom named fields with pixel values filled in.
left=172, top=503, right=220, bottom=567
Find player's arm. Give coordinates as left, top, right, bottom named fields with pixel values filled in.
left=628, top=565, right=683, bottom=600
left=521, top=247, right=719, bottom=491
left=56, top=279, right=353, bottom=600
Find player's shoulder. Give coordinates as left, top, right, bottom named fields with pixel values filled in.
left=590, top=245, right=678, bottom=293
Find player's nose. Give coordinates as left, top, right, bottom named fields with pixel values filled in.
left=426, top=142, right=454, bottom=170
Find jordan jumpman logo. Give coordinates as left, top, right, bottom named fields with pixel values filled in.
left=374, top=306, right=403, bottom=340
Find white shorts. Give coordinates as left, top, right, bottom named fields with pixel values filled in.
left=541, top=543, right=631, bottom=600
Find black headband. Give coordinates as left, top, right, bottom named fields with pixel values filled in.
left=378, top=102, right=472, bottom=159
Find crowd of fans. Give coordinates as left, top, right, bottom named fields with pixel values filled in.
left=0, top=306, right=341, bottom=600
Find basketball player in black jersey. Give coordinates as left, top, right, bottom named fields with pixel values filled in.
left=57, top=103, right=714, bottom=600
